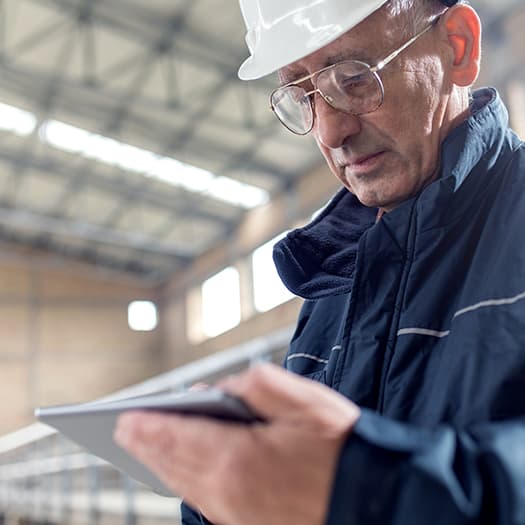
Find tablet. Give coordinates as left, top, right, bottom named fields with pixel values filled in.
left=35, top=388, right=262, bottom=497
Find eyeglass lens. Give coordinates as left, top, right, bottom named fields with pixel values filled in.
left=271, top=61, right=383, bottom=135
left=271, top=85, right=314, bottom=135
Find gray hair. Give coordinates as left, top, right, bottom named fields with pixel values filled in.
left=385, top=0, right=463, bottom=36
left=384, top=0, right=474, bottom=103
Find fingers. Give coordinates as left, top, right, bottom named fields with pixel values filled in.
left=113, top=411, right=247, bottom=493
left=112, top=368, right=361, bottom=525
left=115, top=411, right=231, bottom=466
left=218, top=364, right=360, bottom=428
left=113, top=410, right=254, bottom=523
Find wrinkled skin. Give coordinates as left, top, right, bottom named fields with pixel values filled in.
left=280, top=6, right=473, bottom=210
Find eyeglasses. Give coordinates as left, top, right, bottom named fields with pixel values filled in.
left=269, top=15, right=442, bottom=135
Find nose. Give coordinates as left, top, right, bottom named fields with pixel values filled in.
left=313, top=93, right=362, bottom=149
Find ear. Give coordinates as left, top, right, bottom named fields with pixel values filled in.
left=441, top=5, right=481, bottom=87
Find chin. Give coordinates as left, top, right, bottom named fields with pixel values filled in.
left=352, top=181, right=418, bottom=211
left=350, top=188, right=386, bottom=208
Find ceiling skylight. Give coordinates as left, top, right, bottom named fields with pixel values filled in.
left=38, top=118, right=269, bottom=209
left=150, top=157, right=214, bottom=192
left=0, top=102, right=37, bottom=136
left=207, top=176, right=269, bottom=208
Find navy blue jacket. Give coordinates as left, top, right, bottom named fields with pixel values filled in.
left=182, top=89, right=525, bottom=524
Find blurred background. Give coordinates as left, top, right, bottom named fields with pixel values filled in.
left=0, top=0, right=523, bottom=524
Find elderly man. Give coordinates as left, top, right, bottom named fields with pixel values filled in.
left=115, top=0, right=525, bottom=523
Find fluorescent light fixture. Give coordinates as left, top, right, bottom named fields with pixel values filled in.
left=83, top=133, right=121, bottom=164
left=150, top=157, right=214, bottom=192
left=118, top=144, right=157, bottom=173
left=207, top=176, right=269, bottom=208
left=39, top=118, right=269, bottom=209
left=40, top=120, right=89, bottom=153
left=0, top=102, right=37, bottom=136
left=128, top=300, right=158, bottom=332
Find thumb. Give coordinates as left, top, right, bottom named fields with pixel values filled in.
left=218, top=363, right=359, bottom=426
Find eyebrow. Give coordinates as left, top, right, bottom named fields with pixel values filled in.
left=326, top=49, right=372, bottom=64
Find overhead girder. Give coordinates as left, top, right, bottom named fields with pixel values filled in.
left=0, top=205, right=197, bottom=258
left=0, top=143, right=239, bottom=227
left=0, top=60, right=292, bottom=230
left=0, top=59, right=273, bottom=140
left=0, top=228, right=177, bottom=283
left=30, top=0, right=276, bottom=88
left=0, top=2, right=292, bottom=232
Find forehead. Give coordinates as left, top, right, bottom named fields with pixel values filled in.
left=278, top=7, right=392, bottom=84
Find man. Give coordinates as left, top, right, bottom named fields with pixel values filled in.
left=114, top=0, right=525, bottom=523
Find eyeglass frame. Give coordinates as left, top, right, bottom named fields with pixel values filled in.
left=269, top=14, right=444, bottom=135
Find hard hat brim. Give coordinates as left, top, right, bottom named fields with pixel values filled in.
left=238, top=0, right=388, bottom=80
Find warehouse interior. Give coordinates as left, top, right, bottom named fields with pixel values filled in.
left=0, top=0, right=524, bottom=523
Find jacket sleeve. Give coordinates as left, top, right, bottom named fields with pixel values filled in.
left=327, top=409, right=525, bottom=525
left=180, top=501, right=214, bottom=525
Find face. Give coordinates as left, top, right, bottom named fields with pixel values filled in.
left=279, top=8, right=459, bottom=211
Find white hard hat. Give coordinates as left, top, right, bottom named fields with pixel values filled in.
left=238, top=0, right=389, bottom=80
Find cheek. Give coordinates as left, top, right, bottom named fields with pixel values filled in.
left=382, top=59, right=445, bottom=133
left=383, top=93, right=431, bottom=141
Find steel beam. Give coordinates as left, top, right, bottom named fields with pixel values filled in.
left=0, top=205, right=193, bottom=257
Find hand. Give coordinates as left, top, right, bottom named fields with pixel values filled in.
left=114, top=363, right=360, bottom=525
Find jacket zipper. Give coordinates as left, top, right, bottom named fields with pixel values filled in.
left=377, top=202, right=418, bottom=413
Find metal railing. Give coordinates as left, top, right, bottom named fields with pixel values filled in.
left=0, top=326, right=293, bottom=525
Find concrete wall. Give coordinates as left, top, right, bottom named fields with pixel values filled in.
left=0, top=256, right=162, bottom=435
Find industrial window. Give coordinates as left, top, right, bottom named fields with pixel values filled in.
left=128, top=301, right=158, bottom=331
left=252, top=234, right=294, bottom=313
left=202, top=267, right=241, bottom=337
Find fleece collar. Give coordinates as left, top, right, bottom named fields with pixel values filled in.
left=273, top=88, right=511, bottom=299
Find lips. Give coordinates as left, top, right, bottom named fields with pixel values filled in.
left=340, top=150, right=387, bottom=178
left=351, top=151, right=385, bottom=167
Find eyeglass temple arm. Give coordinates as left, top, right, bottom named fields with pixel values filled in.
left=372, top=15, right=442, bottom=73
